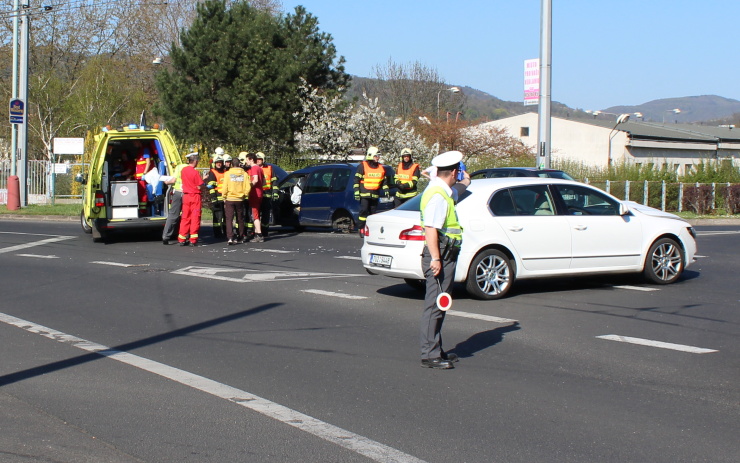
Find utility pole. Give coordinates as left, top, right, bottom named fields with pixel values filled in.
left=537, top=0, right=552, bottom=169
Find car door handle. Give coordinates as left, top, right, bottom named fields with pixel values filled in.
left=508, top=226, right=524, bottom=232
left=573, top=225, right=588, bottom=231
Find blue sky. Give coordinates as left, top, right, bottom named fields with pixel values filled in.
left=287, top=1, right=739, bottom=111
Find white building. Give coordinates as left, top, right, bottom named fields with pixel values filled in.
left=477, top=113, right=740, bottom=175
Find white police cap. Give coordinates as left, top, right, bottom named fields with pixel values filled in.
left=431, top=150, right=463, bottom=169
left=185, top=151, right=199, bottom=159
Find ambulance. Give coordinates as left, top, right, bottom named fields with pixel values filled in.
left=77, top=124, right=183, bottom=242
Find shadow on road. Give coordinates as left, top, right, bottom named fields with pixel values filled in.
left=448, top=322, right=520, bottom=359
left=0, top=303, right=281, bottom=387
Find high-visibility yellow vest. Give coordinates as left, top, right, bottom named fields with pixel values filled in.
left=420, top=185, right=463, bottom=244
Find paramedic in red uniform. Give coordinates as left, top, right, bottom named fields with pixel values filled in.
left=177, top=151, right=204, bottom=246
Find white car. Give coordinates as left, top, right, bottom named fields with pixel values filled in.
left=361, top=178, right=697, bottom=299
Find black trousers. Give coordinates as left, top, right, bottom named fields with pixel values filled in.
left=358, top=197, right=378, bottom=224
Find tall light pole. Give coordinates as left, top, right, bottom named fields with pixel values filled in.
left=663, top=108, right=681, bottom=124
left=437, top=86, right=460, bottom=119
left=607, top=113, right=631, bottom=167
left=537, top=0, right=552, bottom=169
left=17, top=0, right=30, bottom=206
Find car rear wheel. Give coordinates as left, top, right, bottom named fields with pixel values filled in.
left=80, top=210, right=92, bottom=234
left=332, top=211, right=354, bottom=233
left=466, top=249, right=514, bottom=300
left=643, top=237, right=684, bottom=284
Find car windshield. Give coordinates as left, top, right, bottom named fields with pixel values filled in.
left=537, top=171, right=574, bottom=181
left=396, top=185, right=472, bottom=211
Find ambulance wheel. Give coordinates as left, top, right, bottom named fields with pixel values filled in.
left=80, top=211, right=92, bottom=234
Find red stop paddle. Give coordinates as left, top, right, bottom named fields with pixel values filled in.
left=435, top=278, right=452, bottom=311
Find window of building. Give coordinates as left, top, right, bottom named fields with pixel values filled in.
left=520, top=127, right=530, bottom=137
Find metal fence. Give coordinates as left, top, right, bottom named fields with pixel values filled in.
left=0, top=160, right=87, bottom=205
left=1, top=160, right=738, bottom=213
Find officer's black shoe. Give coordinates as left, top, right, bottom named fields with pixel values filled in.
left=188, top=242, right=197, bottom=247
left=163, top=239, right=170, bottom=245
left=441, top=351, right=459, bottom=363
left=421, top=358, right=454, bottom=369
left=179, top=241, right=187, bottom=246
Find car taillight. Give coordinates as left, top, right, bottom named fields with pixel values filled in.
left=360, top=225, right=369, bottom=237
left=399, top=225, right=425, bottom=241
left=94, top=191, right=105, bottom=208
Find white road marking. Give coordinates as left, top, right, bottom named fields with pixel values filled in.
left=172, top=266, right=364, bottom=283
left=446, top=310, right=518, bottom=324
left=335, top=256, right=362, bottom=261
left=694, top=255, right=707, bottom=258
left=248, top=248, right=296, bottom=254
left=302, top=289, right=367, bottom=300
left=612, top=285, right=659, bottom=292
left=0, top=312, right=426, bottom=463
left=16, top=254, right=58, bottom=259
left=696, top=230, right=740, bottom=236
left=0, top=235, right=75, bottom=254
left=91, top=261, right=150, bottom=268
left=596, top=335, right=718, bottom=354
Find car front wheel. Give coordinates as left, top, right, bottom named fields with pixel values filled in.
left=644, top=237, right=684, bottom=284
left=466, top=249, right=514, bottom=300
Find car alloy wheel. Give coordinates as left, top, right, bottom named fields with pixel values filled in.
left=644, top=237, right=684, bottom=284
left=466, top=249, right=514, bottom=300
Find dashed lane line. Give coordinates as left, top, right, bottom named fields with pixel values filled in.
left=0, top=312, right=426, bottom=463
left=17, top=254, right=59, bottom=259
left=91, top=261, right=150, bottom=268
left=301, top=289, right=367, bottom=300
left=0, top=235, right=75, bottom=254
left=446, top=310, right=518, bottom=324
left=335, top=256, right=362, bottom=260
left=596, top=335, right=718, bottom=354
left=612, top=285, right=659, bottom=292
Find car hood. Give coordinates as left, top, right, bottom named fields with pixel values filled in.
left=625, top=201, right=687, bottom=222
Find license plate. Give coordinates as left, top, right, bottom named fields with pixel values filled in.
left=370, top=254, right=392, bottom=267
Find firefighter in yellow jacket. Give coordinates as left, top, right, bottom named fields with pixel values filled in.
left=394, top=147, right=421, bottom=207
left=353, top=146, right=390, bottom=233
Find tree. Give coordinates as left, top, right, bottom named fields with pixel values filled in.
left=155, top=1, right=349, bottom=156
left=295, top=80, right=432, bottom=165
left=360, top=59, right=465, bottom=120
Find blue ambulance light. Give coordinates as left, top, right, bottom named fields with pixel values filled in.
left=101, top=126, right=109, bottom=132
left=128, top=123, right=138, bottom=129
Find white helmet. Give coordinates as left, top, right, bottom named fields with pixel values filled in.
left=223, top=154, right=232, bottom=162
left=215, top=147, right=225, bottom=156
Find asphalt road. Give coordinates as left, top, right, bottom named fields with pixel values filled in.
left=0, top=220, right=738, bottom=463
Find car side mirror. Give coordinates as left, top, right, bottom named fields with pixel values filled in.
left=75, top=173, right=87, bottom=185
left=619, top=203, right=630, bottom=216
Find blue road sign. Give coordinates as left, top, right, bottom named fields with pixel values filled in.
left=9, top=98, right=25, bottom=124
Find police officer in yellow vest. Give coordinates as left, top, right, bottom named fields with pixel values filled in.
left=419, top=150, right=467, bottom=369
left=354, top=146, right=390, bottom=233
left=394, top=147, right=420, bottom=208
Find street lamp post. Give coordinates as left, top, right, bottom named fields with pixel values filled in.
left=663, top=108, right=681, bottom=124
left=436, top=86, right=460, bottom=119
left=607, top=113, right=631, bottom=167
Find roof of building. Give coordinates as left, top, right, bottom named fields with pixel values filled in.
left=574, top=118, right=740, bottom=143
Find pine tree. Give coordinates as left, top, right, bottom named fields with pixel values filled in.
left=155, top=1, right=349, bottom=156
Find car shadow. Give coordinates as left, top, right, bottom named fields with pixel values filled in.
left=447, top=322, right=520, bottom=359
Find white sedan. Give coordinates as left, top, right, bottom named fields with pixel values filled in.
left=361, top=178, right=697, bottom=299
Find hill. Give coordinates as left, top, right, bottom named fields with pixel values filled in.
left=345, top=76, right=740, bottom=124
left=604, top=95, right=740, bottom=123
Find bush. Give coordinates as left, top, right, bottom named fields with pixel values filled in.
left=682, top=185, right=713, bottom=214
left=719, top=184, right=740, bottom=214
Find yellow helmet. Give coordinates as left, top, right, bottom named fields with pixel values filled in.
left=366, top=146, right=379, bottom=161
left=400, top=148, right=412, bottom=157
left=238, top=151, right=248, bottom=163
left=256, top=152, right=265, bottom=160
